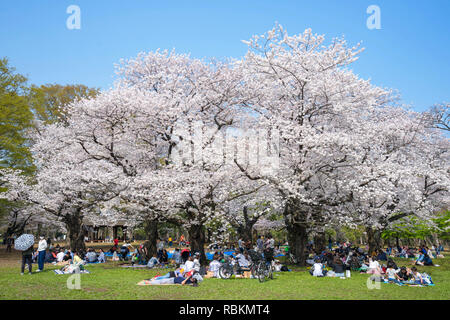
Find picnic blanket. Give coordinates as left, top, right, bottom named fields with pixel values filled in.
left=54, top=269, right=90, bottom=275
left=137, top=280, right=194, bottom=286
left=383, top=280, right=435, bottom=287
left=382, top=273, right=435, bottom=287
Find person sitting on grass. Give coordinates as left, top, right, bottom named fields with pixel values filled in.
left=310, top=257, right=326, bottom=277
left=367, top=257, right=382, bottom=275
left=63, top=250, right=72, bottom=262
left=181, top=248, right=190, bottom=263
left=161, top=249, right=169, bottom=265
left=120, top=243, right=131, bottom=261
left=376, top=249, right=387, bottom=261
left=348, top=253, right=361, bottom=271
left=56, top=249, right=65, bottom=263
left=59, top=250, right=84, bottom=273
left=413, top=250, right=433, bottom=266
left=172, top=248, right=182, bottom=265
left=85, top=248, right=98, bottom=263
left=327, top=257, right=345, bottom=278
left=208, top=254, right=222, bottom=278
left=384, top=264, right=401, bottom=283
left=184, top=256, right=195, bottom=273
left=234, top=251, right=250, bottom=269
left=396, top=266, right=411, bottom=282
left=72, top=251, right=84, bottom=265
left=109, top=245, right=118, bottom=254
left=147, top=254, right=160, bottom=268
left=410, top=267, right=424, bottom=285
left=423, top=253, right=436, bottom=266
left=98, top=249, right=106, bottom=263
left=193, top=252, right=202, bottom=272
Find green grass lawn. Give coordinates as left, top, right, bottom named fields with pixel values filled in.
left=1, top=251, right=449, bottom=300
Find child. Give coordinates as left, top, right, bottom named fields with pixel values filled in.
left=410, top=267, right=424, bottom=285
left=384, top=265, right=399, bottom=283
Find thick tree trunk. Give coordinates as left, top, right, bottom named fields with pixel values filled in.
left=237, top=225, right=253, bottom=243
left=366, top=227, right=382, bottom=255
left=283, top=201, right=309, bottom=266
left=143, top=219, right=158, bottom=259
left=64, top=210, right=86, bottom=252
left=286, top=222, right=308, bottom=266
left=188, top=224, right=207, bottom=266
left=234, top=206, right=256, bottom=243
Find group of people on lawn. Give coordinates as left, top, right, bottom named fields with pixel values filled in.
left=307, top=242, right=439, bottom=285
left=20, top=236, right=110, bottom=275
left=19, top=233, right=443, bottom=287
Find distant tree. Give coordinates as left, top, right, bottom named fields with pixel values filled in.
left=0, top=57, right=34, bottom=174
left=29, top=83, right=99, bottom=125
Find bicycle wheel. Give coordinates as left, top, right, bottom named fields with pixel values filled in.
left=268, top=264, right=274, bottom=279
left=257, top=262, right=266, bottom=283
left=219, top=265, right=232, bottom=279
left=250, top=264, right=257, bottom=278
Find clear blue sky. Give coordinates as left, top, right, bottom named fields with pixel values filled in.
left=1, top=0, right=449, bottom=111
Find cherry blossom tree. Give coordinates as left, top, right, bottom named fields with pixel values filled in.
left=235, top=25, right=415, bottom=264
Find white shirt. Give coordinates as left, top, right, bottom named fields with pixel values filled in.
left=193, top=258, right=201, bottom=272
left=386, top=268, right=397, bottom=279
left=38, top=239, right=47, bottom=252
left=369, top=260, right=380, bottom=269
left=265, top=239, right=275, bottom=249
left=209, top=260, right=221, bottom=277
left=235, top=254, right=250, bottom=267
left=184, top=260, right=195, bottom=272
left=56, top=251, right=65, bottom=262
left=312, top=263, right=323, bottom=276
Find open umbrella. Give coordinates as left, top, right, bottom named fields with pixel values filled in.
left=14, top=234, right=35, bottom=251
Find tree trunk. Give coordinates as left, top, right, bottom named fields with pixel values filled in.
left=286, top=222, right=308, bottom=266
left=63, top=210, right=86, bottom=252
left=237, top=224, right=253, bottom=243
left=188, top=224, right=207, bottom=266
left=143, top=219, right=158, bottom=259
left=366, top=227, right=382, bottom=255
left=313, top=231, right=326, bottom=253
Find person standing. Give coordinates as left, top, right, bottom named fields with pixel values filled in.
left=256, top=236, right=264, bottom=252
left=21, top=244, right=34, bottom=275
left=238, top=238, right=244, bottom=253
left=179, top=234, right=185, bottom=246
left=37, top=236, right=47, bottom=272
left=157, top=239, right=164, bottom=260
